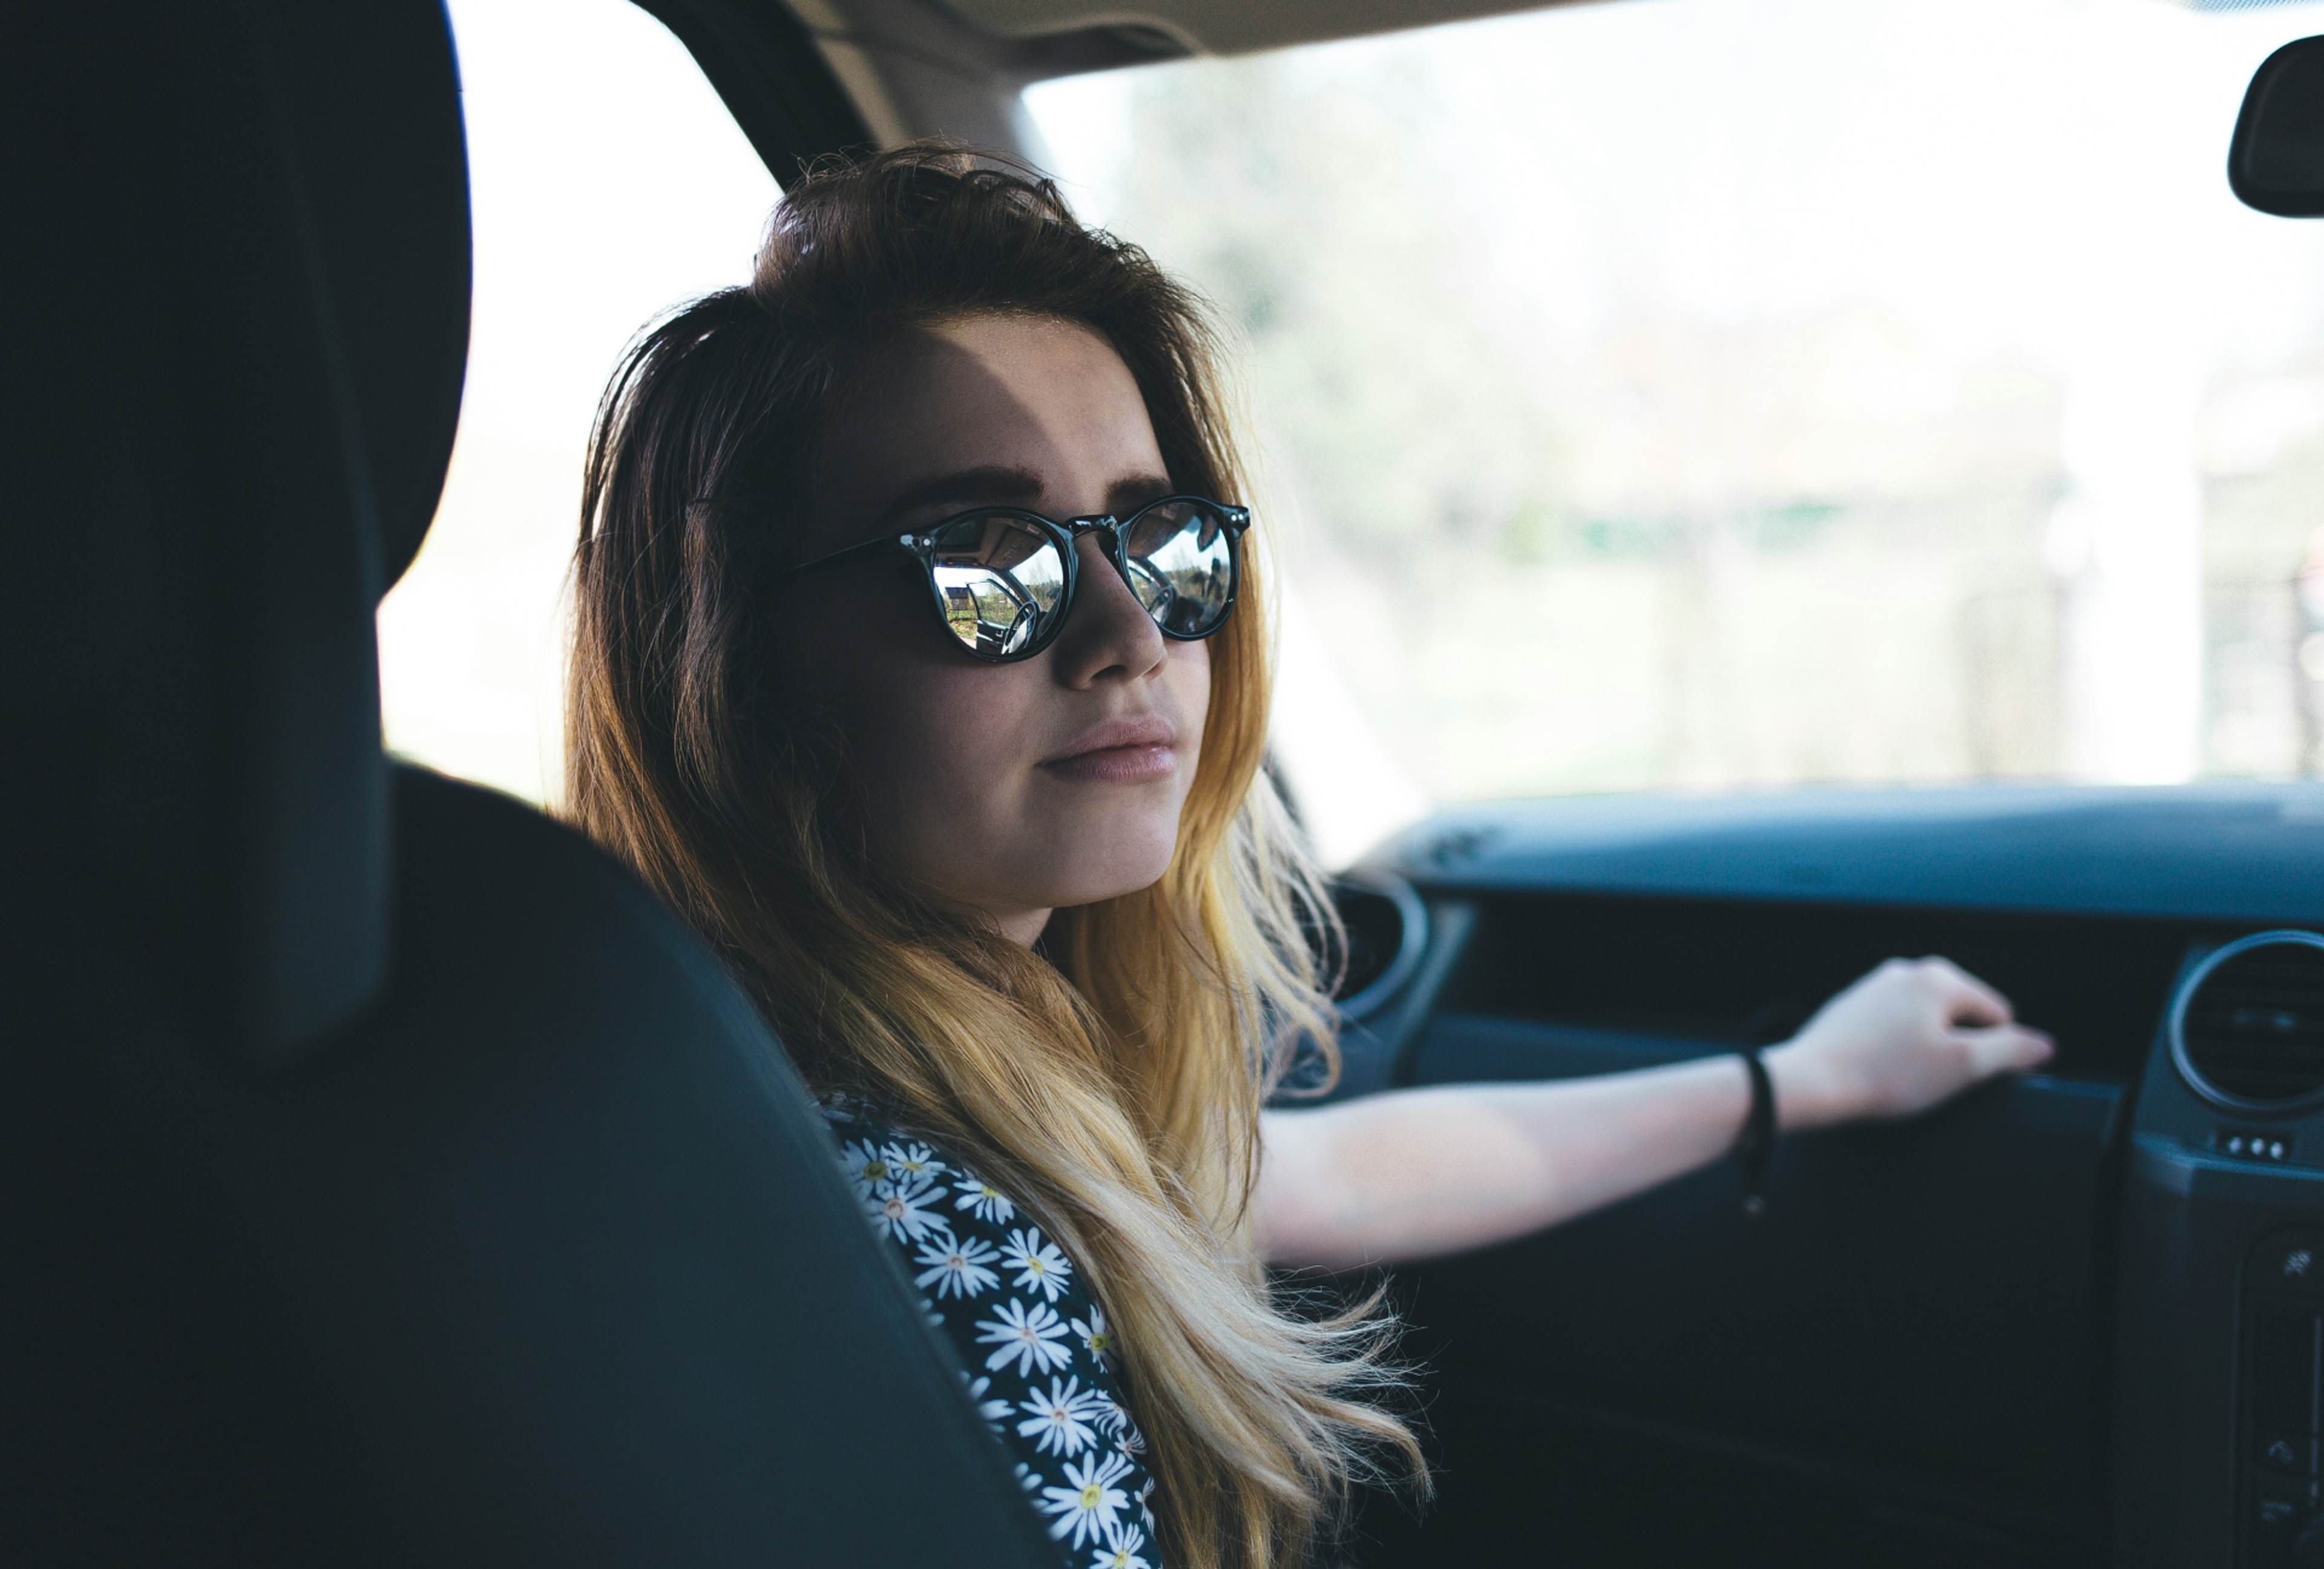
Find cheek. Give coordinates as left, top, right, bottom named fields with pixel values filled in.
left=1168, top=637, right=1213, bottom=775
left=793, top=622, right=1048, bottom=892
left=768, top=573, right=1007, bottom=811
left=816, top=640, right=1030, bottom=818
left=855, top=667, right=1031, bottom=817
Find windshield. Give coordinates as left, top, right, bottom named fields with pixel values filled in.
left=1025, top=0, right=2324, bottom=857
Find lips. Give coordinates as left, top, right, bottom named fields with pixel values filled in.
left=1040, top=714, right=1180, bottom=784
left=1045, top=715, right=1176, bottom=763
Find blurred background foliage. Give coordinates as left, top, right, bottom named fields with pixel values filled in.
left=1029, top=0, right=2324, bottom=806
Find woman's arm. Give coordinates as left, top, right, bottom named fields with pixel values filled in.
left=1255, top=956, right=2055, bottom=1272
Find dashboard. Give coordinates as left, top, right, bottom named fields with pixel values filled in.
left=1326, top=781, right=2324, bottom=1567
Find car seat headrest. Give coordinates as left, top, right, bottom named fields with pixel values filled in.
left=277, top=3, right=473, bottom=596
left=0, top=0, right=468, bottom=1061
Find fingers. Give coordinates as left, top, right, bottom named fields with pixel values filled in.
left=1956, top=1023, right=2055, bottom=1079
left=1912, top=955, right=2015, bottom=1029
left=1799, top=958, right=2055, bottom=1123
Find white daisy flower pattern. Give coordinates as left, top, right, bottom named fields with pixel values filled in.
left=1001, top=1226, right=1074, bottom=1303
left=1091, top=1519, right=1152, bottom=1569
left=865, top=1173, right=951, bottom=1246
left=954, top=1172, right=1016, bottom=1225
left=1070, top=1305, right=1115, bottom=1367
left=1040, top=1450, right=1134, bottom=1547
left=914, top=1233, right=1000, bottom=1299
left=882, top=1140, right=947, bottom=1182
left=1097, top=1393, right=1146, bottom=1455
left=824, top=1104, right=1163, bottom=1565
left=975, top=1297, right=1074, bottom=1378
left=1016, top=1375, right=1106, bottom=1456
left=965, top=1374, right=1012, bottom=1431
left=839, top=1140, right=892, bottom=1196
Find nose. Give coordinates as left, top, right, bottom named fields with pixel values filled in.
left=1049, top=531, right=1166, bottom=687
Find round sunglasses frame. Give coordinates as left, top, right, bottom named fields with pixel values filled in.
left=775, top=494, right=1252, bottom=664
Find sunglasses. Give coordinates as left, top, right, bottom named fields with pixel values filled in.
left=776, top=495, right=1250, bottom=663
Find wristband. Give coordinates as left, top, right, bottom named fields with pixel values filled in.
left=1733, top=1045, right=1776, bottom=1219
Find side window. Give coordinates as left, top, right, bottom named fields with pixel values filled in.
left=377, top=0, right=776, bottom=804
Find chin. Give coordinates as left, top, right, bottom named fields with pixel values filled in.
left=1048, top=867, right=1174, bottom=911
left=1040, top=832, right=1182, bottom=909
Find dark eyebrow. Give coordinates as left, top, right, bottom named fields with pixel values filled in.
left=1108, top=473, right=1176, bottom=514
left=875, top=466, right=1181, bottom=528
left=876, top=465, right=1045, bottom=526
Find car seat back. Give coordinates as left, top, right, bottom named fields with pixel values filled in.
left=0, top=2, right=1059, bottom=1562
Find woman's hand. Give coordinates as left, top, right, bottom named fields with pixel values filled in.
left=1764, top=956, right=2055, bottom=1133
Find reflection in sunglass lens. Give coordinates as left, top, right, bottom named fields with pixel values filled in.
left=928, top=513, right=1068, bottom=657
left=1123, top=501, right=1236, bottom=636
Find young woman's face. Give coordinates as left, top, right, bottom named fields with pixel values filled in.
left=776, top=314, right=1213, bottom=944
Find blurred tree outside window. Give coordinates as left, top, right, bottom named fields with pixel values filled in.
left=1026, top=0, right=2324, bottom=857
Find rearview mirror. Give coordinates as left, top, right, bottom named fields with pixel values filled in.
left=2232, top=35, right=2324, bottom=215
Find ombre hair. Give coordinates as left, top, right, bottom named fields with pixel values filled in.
left=565, top=145, right=1422, bottom=1568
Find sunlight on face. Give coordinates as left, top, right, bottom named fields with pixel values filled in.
left=774, top=314, right=1212, bottom=942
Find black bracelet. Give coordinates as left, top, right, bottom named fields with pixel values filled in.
left=1733, top=1045, right=1776, bottom=1219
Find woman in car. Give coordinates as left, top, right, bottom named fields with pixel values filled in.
left=563, top=146, right=2052, bottom=1569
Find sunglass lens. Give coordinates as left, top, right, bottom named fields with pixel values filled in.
left=1122, top=501, right=1237, bottom=636
left=928, top=513, right=1067, bottom=657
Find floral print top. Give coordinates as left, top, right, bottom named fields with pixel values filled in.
left=824, top=1101, right=1163, bottom=1569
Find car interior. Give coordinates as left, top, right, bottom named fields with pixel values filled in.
left=15, top=0, right=2324, bottom=1565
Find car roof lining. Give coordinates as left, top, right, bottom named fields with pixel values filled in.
left=930, top=0, right=1600, bottom=60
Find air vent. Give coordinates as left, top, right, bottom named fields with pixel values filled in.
left=2172, top=930, right=2324, bottom=1111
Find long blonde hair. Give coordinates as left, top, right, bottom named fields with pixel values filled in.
left=564, top=146, right=1423, bottom=1568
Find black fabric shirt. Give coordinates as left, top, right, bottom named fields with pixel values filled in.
left=823, top=1102, right=1163, bottom=1569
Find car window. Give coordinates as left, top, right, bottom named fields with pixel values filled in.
left=1026, top=0, right=2324, bottom=849
left=376, top=0, right=776, bottom=804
